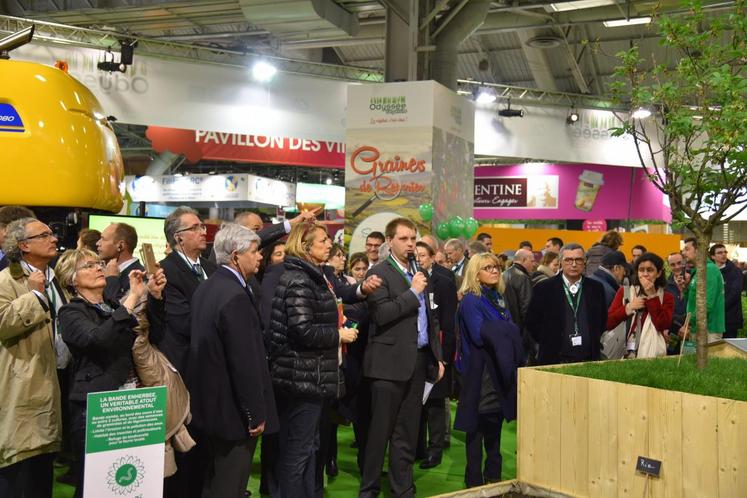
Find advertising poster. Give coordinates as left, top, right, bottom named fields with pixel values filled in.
left=474, top=163, right=671, bottom=222
left=345, top=127, right=433, bottom=254
left=83, top=386, right=166, bottom=498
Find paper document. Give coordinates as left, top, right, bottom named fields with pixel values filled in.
left=422, top=382, right=434, bottom=405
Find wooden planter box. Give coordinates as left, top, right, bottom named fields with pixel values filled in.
left=516, top=365, right=747, bottom=497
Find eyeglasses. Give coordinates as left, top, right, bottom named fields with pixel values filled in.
left=365, top=242, right=382, bottom=249
left=714, top=250, right=728, bottom=255
left=480, top=265, right=499, bottom=273
left=77, top=261, right=106, bottom=271
left=23, top=231, right=56, bottom=242
left=176, top=223, right=207, bottom=234
left=562, top=258, right=586, bottom=266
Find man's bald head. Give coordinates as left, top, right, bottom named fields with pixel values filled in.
left=514, top=248, right=535, bottom=272
left=235, top=211, right=263, bottom=232
left=420, top=234, right=438, bottom=252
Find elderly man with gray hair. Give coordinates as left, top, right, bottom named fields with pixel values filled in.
left=0, top=217, right=62, bottom=497
left=188, top=223, right=278, bottom=498
left=526, top=243, right=607, bottom=365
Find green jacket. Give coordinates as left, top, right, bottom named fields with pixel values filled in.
left=684, top=259, right=725, bottom=334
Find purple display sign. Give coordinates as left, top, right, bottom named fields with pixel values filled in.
left=474, top=163, right=671, bottom=222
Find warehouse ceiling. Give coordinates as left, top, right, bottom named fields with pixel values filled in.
left=1, top=0, right=738, bottom=94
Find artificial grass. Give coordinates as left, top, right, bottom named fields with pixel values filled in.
left=547, top=355, right=747, bottom=402
left=53, top=402, right=518, bottom=497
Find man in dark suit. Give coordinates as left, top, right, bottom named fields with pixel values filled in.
left=96, top=222, right=144, bottom=302
left=189, top=223, right=278, bottom=498
left=359, top=218, right=443, bottom=498
left=159, top=206, right=216, bottom=498
left=414, top=241, right=457, bottom=470
left=159, top=207, right=217, bottom=374
left=526, top=243, right=607, bottom=365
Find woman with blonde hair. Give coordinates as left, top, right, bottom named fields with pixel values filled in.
left=267, top=221, right=358, bottom=498
left=454, top=253, right=524, bottom=488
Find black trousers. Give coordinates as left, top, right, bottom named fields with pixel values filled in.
left=0, top=453, right=55, bottom=498
left=724, top=325, right=739, bottom=339
left=464, top=411, right=503, bottom=488
left=276, top=394, right=323, bottom=498
left=202, top=435, right=258, bottom=498
left=359, top=350, right=428, bottom=498
left=417, top=395, right=446, bottom=459
left=164, top=423, right=208, bottom=498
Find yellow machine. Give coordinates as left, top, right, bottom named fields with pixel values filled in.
left=0, top=35, right=124, bottom=212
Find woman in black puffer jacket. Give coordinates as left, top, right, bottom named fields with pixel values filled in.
left=268, top=221, right=358, bottom=498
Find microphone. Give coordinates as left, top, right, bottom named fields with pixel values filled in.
left=407, top=252, right=420, bottom=275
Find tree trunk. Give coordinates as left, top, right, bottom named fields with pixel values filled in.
left=694, top=230, right=712, bottom=370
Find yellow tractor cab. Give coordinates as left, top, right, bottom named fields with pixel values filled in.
left=0, top=27, right=124, bottom=214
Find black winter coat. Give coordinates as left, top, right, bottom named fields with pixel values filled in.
left=59, top=296, right=164, bottom=402
left=268, top=256, right=341, bottom=399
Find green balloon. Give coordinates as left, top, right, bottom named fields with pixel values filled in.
left=464, top=217, right=479, bottom=238
left=448, top=216, right=465, bottom=238
left=418, top=203, right=434, bottom=222
left=436, top=222, right=450, bottom=240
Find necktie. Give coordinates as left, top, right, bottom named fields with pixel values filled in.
left=193, top=264, right=205, bottom=281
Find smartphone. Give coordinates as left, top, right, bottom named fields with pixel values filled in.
left=140, top=243, right=158, bottom=275
left=344, top=319, right=358, bottom=329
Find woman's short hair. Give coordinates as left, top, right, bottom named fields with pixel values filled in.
left=2, top=217, right=37, bottom=262
left=213, top=223, right=260, bottom=265
left=459, top=252, right=505, bottom=297
left=540, top=251, right=558, bottom=267
left=329, top=243, right=345, bottom=260
left=55, top=248, right=100, bottom=295
left=416, top=241, right=435, bottom=257
left=77, top=228, right=101, bottom=252
left=632, top=252, right=667, bottom=290
left=348, top=252, right=368, bottom=272
left=600, top=230, right=623, bottom=250
left=285, top=221, right=328, bottom=259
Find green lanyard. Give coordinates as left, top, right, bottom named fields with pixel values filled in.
left=562, top=279, right=583, bottom=336
left=388, top=255, right=412, bottom=285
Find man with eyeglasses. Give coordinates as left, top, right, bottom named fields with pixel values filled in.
left=159, top=207, right=217, bottom=498
left=709, top=243, right=742, bottom=339
left=0, top=217, right=64, bottom=497
left=365, top=231, right=385, bottom=268
left=526, top=243, right=607, bottom=366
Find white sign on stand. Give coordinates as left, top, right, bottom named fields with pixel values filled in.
left=83, top=386, right=166, bottom=498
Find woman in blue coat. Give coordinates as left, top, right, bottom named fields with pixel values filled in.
left=455, top=252, right=524, bottom=488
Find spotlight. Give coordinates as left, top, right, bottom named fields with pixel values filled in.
left=475, top=87, right=497, bottom=104
left=497, top=99, right=524, bottom=118
left=325, top=177, right=332, bottom=185
left=566, top=109, right=579, bottom=125
left=252, top=61, right=277, bottom=82
left=631, top=107, right=652, bottom=119
left=97, top=61, right=126, bottom=73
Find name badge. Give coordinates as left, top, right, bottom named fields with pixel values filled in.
left=571, top=335, right=583, bottom=347
left=429, top=293, right=438, bottom=309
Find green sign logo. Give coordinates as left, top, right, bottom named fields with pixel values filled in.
left=107, top=456, right=145, bottom=495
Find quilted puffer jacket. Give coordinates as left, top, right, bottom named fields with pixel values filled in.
left=268, top=256, right=340, bottom=399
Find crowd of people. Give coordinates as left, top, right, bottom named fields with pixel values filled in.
left=0, top=203, right=745, bottom=498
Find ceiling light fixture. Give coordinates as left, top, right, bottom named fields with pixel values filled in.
left=631, top=107, right=652, bottom=119
left=475, top=87, right=497, bottom=104
left=549, top=0, right=615, bottom=12
left=252, top=60, right=277, bottom=82
left=566, top=108, right=580, bottom=125
left=603, top=17, right=652, bottom=27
